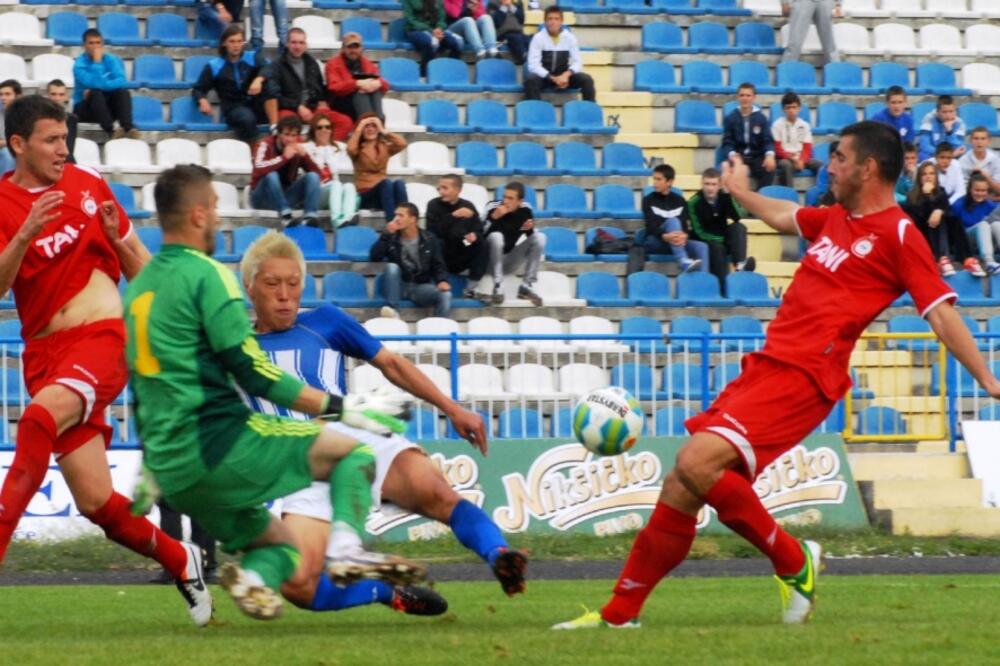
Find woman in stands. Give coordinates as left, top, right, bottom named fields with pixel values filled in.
left=347, top=113, right=408, bottom=224
left=304, top=115, right=358, bottom=228
left=903, top=161, right=973, bottom=277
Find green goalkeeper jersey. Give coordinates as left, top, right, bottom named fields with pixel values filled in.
left=124, top=244, right=308, bottom=493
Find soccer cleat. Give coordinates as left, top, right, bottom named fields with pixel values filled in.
left=775, top=539, right=824, bottom=624
left=551, top=607, right=641, bottom=630
left=517, top=284, right=543, bottom=306
left=219, top=562, right=284, bottom=621
left=680, top=258, right=701, bottom=273
left=387, top=586, right=449, bottom=616
left=964, top=257, right=987, bottom=277
left=491, top=547, right=528, bottom=596
left=326, top=549, right=428, bottom=587
left=938, top=256, right=956, bottom=277
left=176, top=543, right=214, bottom=627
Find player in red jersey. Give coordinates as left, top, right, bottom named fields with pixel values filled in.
left=554, top=121, right=1000, bottom=630
left=0, top=96, right=213, bottom=626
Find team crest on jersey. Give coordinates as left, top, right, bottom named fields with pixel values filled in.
left=80, top=191, right=98, bottom=217
left=851, top=234, right=877, bottom=258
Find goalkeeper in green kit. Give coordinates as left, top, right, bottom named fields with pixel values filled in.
left=124, top=164, right=425, bottom=621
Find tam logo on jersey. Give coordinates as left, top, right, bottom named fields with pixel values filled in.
left=31, top=192, right=98, bottom=259
left=804, top=235, right=853, bottom=272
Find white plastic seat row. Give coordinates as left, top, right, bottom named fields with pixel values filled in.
left=782, top=22, right=1000, bottom=55
left=404, top=182, right=486, bottom=217
left=0, top=13, right=54, bottom=47
left=0, top=53, right=74, bottom=87
left=139, top=180, right=266, bottom=217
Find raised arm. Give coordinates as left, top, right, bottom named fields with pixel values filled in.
left=926, top=300, right=1000, bottom=398
left=0, top=191, right=65, bottom=297
left=721, top=154, right=800, bottom=234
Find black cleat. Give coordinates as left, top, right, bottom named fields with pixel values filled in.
left=492, top=548, right=528, bottom=596
left=387, top=586, right=449, bottom=616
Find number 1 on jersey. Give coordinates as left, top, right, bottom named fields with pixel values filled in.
left=130, top=291, right=161, bottom=376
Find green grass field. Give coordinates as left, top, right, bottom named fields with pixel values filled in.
left=4, top=576, right=999, bottom=665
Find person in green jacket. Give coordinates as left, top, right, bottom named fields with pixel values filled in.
left=687, top=167, right=756, bottom=286
left=403, top=0, right=463, bottom=74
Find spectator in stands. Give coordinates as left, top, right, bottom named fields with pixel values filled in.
left=325, top=33, right=389, bottom=126
left=524, top=6, right=596, bottom=102
left=303, top=114, right=358, bottom=228
left=371, top=203, right=452, bottom=318
left=722, top=83, right=776, bottom=189
left=932, top=142, right=965, bottom=204
left=903, top=161, right=979, bottom=277
left=771, top=92, right=822, bottom=187
left=403, top=0, right=463, bottom=75
left=918, top=95, right=966, bottom=162
left=72, top=29, right=138, bottom=140
left=951, top=173, right=1000, bottom=275
left=197, top=0, right=243, bottom=40
left=687, top=168, right=754, bottom=286
left=445, top=0, right=500, bottom=59
left=640, top=164, right=707, bottom=273
left=871, top=86, right=913, bottom=142
left=249, top=0, right=288, bottom=52
left=895, top=142, right=917, bottom=203
left=0, top=79, right=22, bottom=174
left=250, top=115, right=322, bottom=228
left=781, top=0, right=841, bottom=63
left=44, top=80, right=76, bottom=164
left=347, top=114, right=408, bottom=221
left=959, top=127, right=1000, bottom=194
left=482, top=181, right=545, bottom=305
left=815, top=139, right=838, bottom=206
left=489, top=0, right=529, bottom=65
left=426, top=174, right=489, bottom=298
left=194, top=24, right=277, bottom=143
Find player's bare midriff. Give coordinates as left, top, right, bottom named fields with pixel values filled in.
left=34, top=267, right=123, bottom=339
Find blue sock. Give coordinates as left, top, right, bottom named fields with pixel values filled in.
left=448, top=499, right=508, bottom=566
left=309, top=576, right=393, bottom=612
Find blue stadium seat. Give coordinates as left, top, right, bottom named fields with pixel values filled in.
left=931, top=357, right=988, bottom=398
left=641, top=22, right=692, bottom=53
left=515, top=101, right=569, bottom=134
left=233, top=225, right=268, bottom=257
left=148, top=13, right=206, bottom=47
left=627, top=271, right=674, bottom=306
left=134, top=55, right=186, bottom=89
left=602, top=143, right=648, bottom=176
left=683, top=60, right=731, bottom=93
left=725, top=271, right=779, bottom=306
left=546, top=184, right=600, bottom=219
left=170, top=97, right=226, bottom=130
left=720, top=315, right=764, bottom=351
left=386, top=18, right=412, bottom=48
left=594, top=184, right=641, bottom=219
left=2, top=368, right=26, bottom=402
left=427, top=58, right=480, bottom=92
left=814, top=101, right=857, bottom=134
left=341, top=17, right=391, bottom=49
left=194, top=13, right=223, bottom=42
left=775, top=61, right=829, bottom=94
left=506, top=141, right=558, bottom=176
left=417, top=100, right=469, bottom=132
left=564, top=101, right=616, bottom=134
left=183, top=55, right=214, bottom=84
left=759, top=185, right=799, bottom=203
left=132, top=95, right=178, bottom=131
left=633, top=60, right=689, bottom=93
left=584, top=226, right=629, bottom=259
left=654, top=0, right=701, bottom=13
left=445, top=275, right=485, bottom=309
left=551, top=406, right=573, bottom=438
left=655, top=406, right=688, bottom=436
left=212, top=230, right=238, bottom=263
left=857, top=406, right=906, bottom=435
left=108, top=183, right=151, bottom=219
left=674, top=100, right=721, bottom=133
left=768, top=102, right=812, bottom=126
left=621, top=315, right=668, bottom=353
left=137, top=227, right=163, bottom=253
left=607, top=0, right=659, bottom=14
left=959, top=103, right=1000, bottom=136
left=406, top=407, right=441, bottom=441
left=813, top=141, right=831, bottom=164
left=562, top=0, right=614, bottom=12
left=824, top=62, right=870, bottom=95
left=887, top=314, right=937, bottom=351
left=456, top=141, right=512, bottom=176
left=864, top=102, right=885, bottom=120
left=733, top=21, right=780, bottom=52
left=978, top=404, right=1000, bottom=421
left=324, top=271, right=381, bottom=307
left=381, top=58, right=432, bottom=91
left=712, top=362, right=741, bottom=393
left=670, top=315, right=721, bottom=352
left=870, top=62, right=921, bottom=94
left=554, top=142, right=606, bottom=176
left=946, top=272, right=991, bottom=306
left=125, top=0, right=171, bottom=6
left=475, top=59, right=521, bottom=92
left=814, top=401, right=845, bottom=434
left=610, top=363, right=666, bottom=401
left=542, top=226, right=592, bottom=262
left=98, top=13, right=150, bottom=46
left=663, top=363, right=708, bottom=399
left=497, top=408, right=543, bottom=439
left=700, top=0, right=751, bottom=15
left=0, top=319, right=23, bottom=358
left=689, top=21, right=738, bottom=54
left=467, top=100, right=517, bottom=133
left=47, top=12, right=88, bottom=45
left=915, top=63, right=972, bottom=97
left=729, top=60, right=780, bottom=94
left=677, top=271, right=734, bottom=306
left=335, top=226, right=377, bottom=261
left=911, top=102, right=935, bottom=127
left=284, top=226, right=334, bottom=260
left=576, top=271, right=636, bottom=306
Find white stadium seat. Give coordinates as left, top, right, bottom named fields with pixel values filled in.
left=466, top=316, right=521, bottom=353
left=918, top=24, right=966, bottom=56
left=965, top=24, right=1000, bottom=55
left=971, top=0, right=1000, bottom=18
left=458, top=363, right=512, bottom=401
left=505, top=363, right=563, bottom=399
left=157, top=138, right=203, bottom=168
left=104, top=138, right=159, bottom=173
left=388, top=151, right=415, bottom=176
left=568, top=315, right=629, bottom=354
left=961, top=63, right=1000, bottom=95
left=518, top=316, right=573, bottom=352
left=405, top=182, right=437, bottom=216
left=415, top=363, right=453, bottom=397
left=0, top=54, right=27, bottom=85
left=363, top=316, right=415, bottom=352
left=557, top=363, right=609, bottom=398
left=872, top=23, right=921, bottom=55
left=925, top=0, right=975, bottom=18
left=881, top=0, right=935, bottom=17
left=141, top=182, right=157, bottom=213
left=460, top=183, right=489, bottom=218
left=207, top=139, right=252, bottom=174
left=840, top=0, right=888, bottom=18
left=351, top=364, right=395, bottom=393
left=741, top=0, right=781, bottom=14
left=213, top=181, right=252, bottom=217
left=245, top=15, right=279, bottom=48
left=291, top=15, right=340, bottom=49
left=405, top=141, right=457, bottom=176
left=74, top=138, right=102, bottom=170
left=0, top=13, right=53, bottom=46
left=832, top=23, right=874, bottom=54
left=31, top=54, right=74, bottom=86
left=533, top=270, right=585, bottom=307
left=780, top=24, right=820, bottom=52
left=415, top=316, right=460, bottom=353
left=383, top=99, right=425, bottom=133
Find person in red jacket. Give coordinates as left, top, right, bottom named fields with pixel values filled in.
left=325, top=33, right=389, bottom=125
left=250, top=115, right=323, bottom=228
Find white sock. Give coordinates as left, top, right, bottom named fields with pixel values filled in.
left=327, top=521, right=363, bottom=559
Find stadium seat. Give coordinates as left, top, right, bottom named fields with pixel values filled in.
left=720, top=315, right=764, bottom=351
left=946, top=272, right=992, bottom=306
left=926, top=0, right=977, bottom=17
left=961, top=63, right=1000, bottom=96
left=932, top=357, right=989, bottom=398
left=682, top=60, right=731, bottom=94
left=456, top=141, right=511, bottom=176
left=148, top=12, right=206, bottom=47
left=109, top=182, right=151, bottom=219
left=857, top=406, right=907, bottom=435
left=965, top=24, right=1000, bottom=54
left=689, top=21, right=738, bottom=54
left=669, top=315, right=719, bottom=353
left=497, top=408, right=543, bottom=439
left=583, top=226, right=628, bottom=259
left=183, top=55, right=214, bottom=84
left=291, top=15, right=340, bottom=49
left=607, top=0, right=659, bottom=15
left=231, top=225, right=268, bottom=257
left=568, top=316, right=628, bottom=354
left=381, top=58, right=432, bottom=92
left=132, top=95, right=177, bottom=131
left=960, top=103, right=1000, bottom=135
left=725, top=271, right=779, bottom=306
left=560, top=0, right=613, bottom=13
left=554, top=142, right=606, bottom=176
left=325, top=271, right=382, bottom=307
left=633, top=60, right=689, bottom=93
left=677, top=271, right=734, bottom=306
left=406, top=407, right=441, bottom=441
left=542, top=227, right=591, bottom=262
left=602, top=143, right=648, bottom=176
left=340, top=16, right=390, bottom=49
left=593, top=184, right=640, bottom=219
left=365, top=316, right=415, bottom=352
left=824, top=62, right=871, bottom=95
left=351, top=364, right=394, bottom=394
left=0, top=12, right=51, bottom=46
left=105, top=138, right=158, bottom=173
left=415, top=316, right=460, bottom=354
left=405, top=183, right=437, bottom=216
left=170, top=97, right=226, bottom=131
left=558, top=363, right=609, bottom=399
left=655, top=406, right=689, bottom=436
left=833, top=21, right=874, bottom=52
left=515, top=101, right=569, bottom=134
left=611, top=363, right=666, bottom=401
left=733, top=21, right=781, bottom=53
left=564, top=101, right=616, bottom=135
left=626, top=271, right=674, bottom=307
left=814, top=401, right=845, bottom=434
left=475, top=59, right=521, bottom=92
left=31, top=53, right=74, bottom=86
left=74, top=138, right=102, bottom=169
left=506, top=141, right=557, bottom=176
left=518, top=316, right=573, bottom=352
left=546, top=184, right=600, bottom=219
left=577, top=271, right=635, bottom=306
left=134, top=54, right=185, bottom=89
left=458, top=364, right=511, bottom=400
left=918, top=24, right=965, bottom=57
left=460, top=183, right=489, bottom=217
left=467, top=100, right=517, bottom=133
left=98, top=13, right=150, bottom=46
left=2, top=368, right=26, bottom=402
left=863, top=102, right=884, bottom=120
left=641, top=22, right=692, bottom=53
left=656, top=0, right=701, bottom=13
left=887, top=313, right=937, bottom=351
left=405, top=141, right=454, bottom=175
left=870, top=62, right=918, bottom=93
left=506, top=364, right=562, bottom=399
left=284, top=226, right=334, bottom=260
left=663, top=363, right=708, bottom=399
left=872, top=23, right=921, bottom=55
left=620, top=316, right=668, bottom=353
left=0, top=54, right=27, bottom=85
left=915, top=63, right=973, bottom=96
left=814, top=101, right=857, bottom=134
left=136, top=227, right=163, bottom=254
left=206, top=138, right=251, bottom=174
left=417, top=100, right=468, bottom=132
left=383, top=98, right=423, bottom=133
left=729, top=60, right=780, bottom=94
left=675, top=100, right=721, bottom=133
left=911, top=102, right=936, bottom=128
left=776, top=61, right=829, bottom=94
left=712, top=362, right=741, bottom=393
left=701, top=0, right=752, bottom=16
left=428, top=58, right=480, bottom=92
left=465, top=316, right=519, bottom=354
left=0, top=319, right=22, bottom=357
left=759, top=185, right=799, bottom=203
left=47, top=11, right=88, bottom=45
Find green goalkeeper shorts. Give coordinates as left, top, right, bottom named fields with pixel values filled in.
left=164, top=413, right=322, bottom=552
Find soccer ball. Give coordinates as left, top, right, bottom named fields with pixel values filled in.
left=571, top=386, right=645, bottom=456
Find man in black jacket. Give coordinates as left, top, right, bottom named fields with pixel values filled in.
left=687, top=168, right=755, bottom=285
left=721, top=83, right=776, bottom=189
left=370, top=203, right=452, bottom=317
left=270, top=28, right=330, bottom=125
left=426, top=174, right=489, bottom=299
left=640, top=164, right=708, bottom=273
left=483, top=182, right=545, bottom=305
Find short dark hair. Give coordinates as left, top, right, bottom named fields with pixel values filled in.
left=781, top=92, right=801, bottom=108
left=287, top=26, right=306, bottom=38
left=276, top=115, right=301, bottom=133
left=839, top=120, right=903, bottom=185
left=154, top=165, right=214, bottom=233
left=82, top=28, right=102, bottom=43
left=902, top=141, right=917, bottom=154
left=504, top=181, right=525, bottom=200
left=885, top=85, right=905, bottom=100
left=701, top=167, right=721, bottom=180
left=936, top=94, right=955, bottom=109
left=653, top=163, right=675, bottom=181
left=737, top=82, right=756, bottom=94
left=4, top=95, right=66, bottom=151
left=441, top=173, right=463, bottom=189
left=46, top=79, right=67, bottom=90
left=0, top=80, right=22, bottom=96
left=219, top=24, right=244, bottom=55
left=970, top=126, right=990, bottom=137
left=396, top=202, right=419, bottom=220
left=544, top=5, right=564, bottom=17
left=965, top=173, right=990, bottom=211
left=935, top=142, right=954, bottom=156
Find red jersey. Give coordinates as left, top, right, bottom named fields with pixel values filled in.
left=761, top=204, right=956, bottom=400
left=0, top=164, right=133, bottom=339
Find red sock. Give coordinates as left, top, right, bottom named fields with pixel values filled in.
left=601, top=503, right=697, bottom=625
left=703, top=470, right=804, bottom=576
left=0, top=404, right=57, bottom=562
left=86, top=492, right=188, bottom=579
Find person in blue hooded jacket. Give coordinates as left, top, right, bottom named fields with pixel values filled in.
left=72, top=29, right=137, bottom=139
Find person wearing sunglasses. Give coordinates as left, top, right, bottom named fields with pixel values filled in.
left=304, top=115, right=359, bottom=228
left=325, top=33, right=389, bottom=125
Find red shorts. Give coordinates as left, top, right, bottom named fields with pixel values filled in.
left=22, top=319, right=128, bottom=458
left=684, top=353, right=836, bottom=480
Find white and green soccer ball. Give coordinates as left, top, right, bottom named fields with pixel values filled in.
left=572, top=386, right=645, bottom=456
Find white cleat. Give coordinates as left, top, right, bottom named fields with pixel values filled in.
left=551, top=608, right=641, bottom=630
left=176, top=542, right=214, bottom=627
left=219, top=563, right=283, bottom=621
left=325, top=548, right=428, bottom=587
left=776, top=540, right=824, bottom=624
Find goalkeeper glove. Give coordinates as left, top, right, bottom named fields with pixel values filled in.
left=130, top=463, right=161, bottom=517
left=321, top=386, right=411, bottom=435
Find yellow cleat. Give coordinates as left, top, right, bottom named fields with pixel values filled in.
left=551, top=607, right=641, bottom=630
left=776, top=540, right=824, bottom=624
